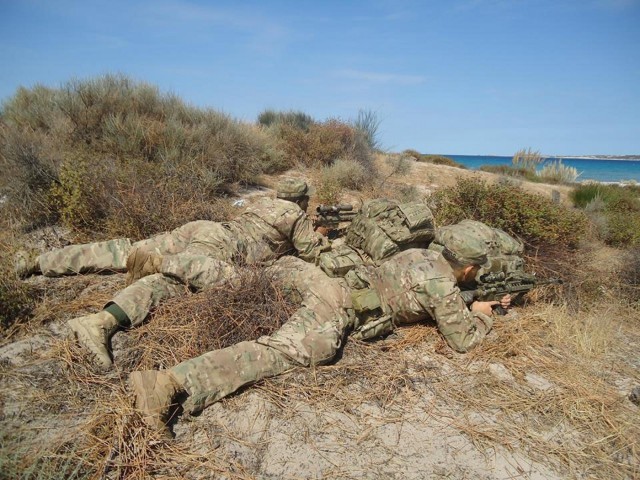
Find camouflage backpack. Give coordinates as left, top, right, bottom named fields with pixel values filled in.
left=345, top=199, right=436, bottom=264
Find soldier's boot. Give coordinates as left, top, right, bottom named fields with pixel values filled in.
left=125, top=247, right=164, bottom=286
left=129, top=370, right=183, bottom=438
left=14, top=250, right=41, bottom=278
left=68, top=311, right=119, bottom=369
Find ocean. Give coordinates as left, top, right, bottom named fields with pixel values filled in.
left=445, top=155, right=640, bottom=183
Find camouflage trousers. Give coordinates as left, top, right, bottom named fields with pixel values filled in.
left=37, top=221, right=240, bottom=325
left=169, top=256, right=355, bottom=414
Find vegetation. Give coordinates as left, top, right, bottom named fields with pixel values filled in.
left=537, top=159, right=580, bottom=183
left=0, top=76, right=378, bottom=240
left=429, top=177, right=588, bottom=250
left=402, top=150, right=466, bottom=169
left=512, top=147, right=544, bottom=172
left=315, top=158, right=372, bottom=204
left=571, top=183, right=640, bottom=247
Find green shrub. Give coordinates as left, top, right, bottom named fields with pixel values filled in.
left=429, top=177, right=588, bottom=250
left=571, top=183, right=640, bottom=208
left=571, top=184, right=640, bottom=248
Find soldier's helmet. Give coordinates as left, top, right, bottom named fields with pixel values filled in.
left=435, top=223, right=489, bottom=267
left=276, top=179, right=309, bottom=200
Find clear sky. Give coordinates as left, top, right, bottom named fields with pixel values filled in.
left=1, top=0, right=638, bottom=156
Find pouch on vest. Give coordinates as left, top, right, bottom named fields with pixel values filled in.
left=352, top=315, right=393, bottom=341
left=346, top=199, right=435, bottom=264
left=318, top=244, right=364, bottom=278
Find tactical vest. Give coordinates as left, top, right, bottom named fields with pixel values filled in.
left=345, top=199, right=436, bottom=265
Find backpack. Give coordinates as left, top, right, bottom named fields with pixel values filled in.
left=345, top=199, right=436, bottom=264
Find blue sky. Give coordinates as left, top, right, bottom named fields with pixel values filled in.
left=1, top=0, right=638, bottom=156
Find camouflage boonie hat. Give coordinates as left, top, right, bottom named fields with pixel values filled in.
left=435, top=224, right=488, bottom=266
left=276, top=179, right=308, bottom=199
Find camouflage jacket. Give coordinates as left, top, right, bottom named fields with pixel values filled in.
left=348, top=248, right=493, bottom=352
left=231, top=197, right=329, bottom=263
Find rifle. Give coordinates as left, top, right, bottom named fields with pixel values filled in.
left=313, top=204, right=357, bottom=239
left=460, top=271, right=563, bottom=315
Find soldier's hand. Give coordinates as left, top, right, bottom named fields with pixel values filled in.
left=315, top=225, right=330, bottom=237
left=471, top=301, right=498, bottom=316
left=499, top=294, right=512, bottom=309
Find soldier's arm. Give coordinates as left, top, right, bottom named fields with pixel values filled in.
left=290, top=211, right=331, bottom=262
left=429, top=278, right=494, bottom=353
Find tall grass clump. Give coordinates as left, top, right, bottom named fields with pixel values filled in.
left=537, top=159, right=580, bottom=183
left=1, top=74, right=278, bottom=238
left=353, top=109, right=382, bottom=151
left=512, top=147, right=544, bottom=172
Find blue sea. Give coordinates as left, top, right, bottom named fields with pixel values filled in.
left=445, top=155, right=640, bottom=183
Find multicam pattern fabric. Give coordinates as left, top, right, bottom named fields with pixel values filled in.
left=171, top=256, right=354, bottom=413
left=352, top=249, right=493, bottom=351
left=35, top=197, right=328, bottom=325
left=169, top=249, right=494, bottom=413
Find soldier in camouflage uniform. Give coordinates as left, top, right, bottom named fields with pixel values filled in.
left=129, top=221, right=511, bottom=437
left=17, top=180, right=329, bottom=369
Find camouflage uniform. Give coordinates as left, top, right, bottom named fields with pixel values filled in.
left=35, top=197, right=328, bottom=326
left=162, top=248, right=493, bottom=414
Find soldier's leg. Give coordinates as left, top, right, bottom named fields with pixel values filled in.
left=126, top=222, right=239, bottom=285
left=69, top=274, right=184, bottom=368
left=35, top=238, right=133, bottom=277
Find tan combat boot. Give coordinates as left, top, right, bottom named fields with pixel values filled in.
left=68, top=311, right=119, bottom=369
left=14, top=250, right=41, bottom=278
left=129, top=370, right=182, bottom=438
left=125, top=248, right=164, bottom=286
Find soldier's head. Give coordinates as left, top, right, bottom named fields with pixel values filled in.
left=276, top=179, right=310, bottom=211
left=436, top=224, right=489, bottom=284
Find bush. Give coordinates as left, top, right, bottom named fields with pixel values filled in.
left=1, top=74, right=279, bottom=237
left=274, top=119, right=374, bottom=171
left=429, top=177, right=588, bottom=250
left=571, top=183, right=640, bottom=208
left=315, top=159, right=371, bottom=204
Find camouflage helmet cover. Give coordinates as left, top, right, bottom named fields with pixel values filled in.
left=276, top=179, right=309, bottom=200
left=435, top=223, right=489, bottom=266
